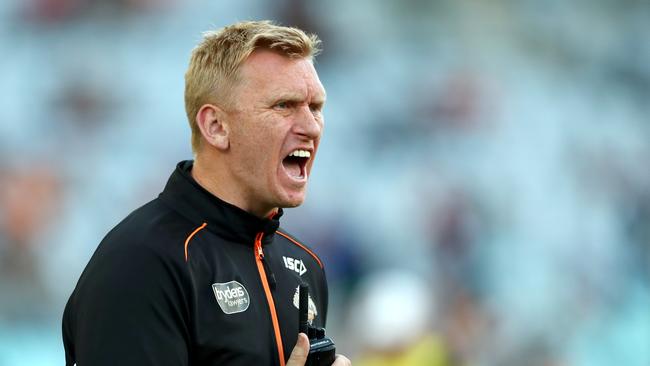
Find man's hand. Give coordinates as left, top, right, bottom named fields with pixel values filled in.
left=287, top=333, right=309, bottom=366
left=332, top=354, right=352, bottom=366
left=287, top=333, right=352, bottom=366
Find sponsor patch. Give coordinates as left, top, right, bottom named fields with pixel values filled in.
left=212, top=281, right=250, bottom=314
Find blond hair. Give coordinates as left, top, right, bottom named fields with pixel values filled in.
left=184, top=20, right=322, bottom=153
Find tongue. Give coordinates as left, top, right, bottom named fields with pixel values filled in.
left=283, top=159, right=302, bottom=178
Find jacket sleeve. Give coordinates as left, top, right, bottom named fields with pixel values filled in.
left=64, top=241, right=190, bottom=366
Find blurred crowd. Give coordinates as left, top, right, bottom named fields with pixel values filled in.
left=1, top=0, right=649, bottom=365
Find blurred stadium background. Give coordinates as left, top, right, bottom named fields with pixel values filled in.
left=1, top=0, right=649, bottom=365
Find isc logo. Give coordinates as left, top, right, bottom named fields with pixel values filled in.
left=283, top=256, right=307, bottom=276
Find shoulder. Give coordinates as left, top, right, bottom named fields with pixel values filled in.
left=73, top=198, right=207, bottom=294
left=70, top=198, right=201, bottom=306
left=98, top=198, right=205, bottom=264
left=64, top=199, right=194, bottom=364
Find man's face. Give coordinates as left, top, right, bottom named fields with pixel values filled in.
left=223, top=50, right=326, bottom=217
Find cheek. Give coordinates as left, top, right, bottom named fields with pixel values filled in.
left=231, top=117, right=272, bottom=151
left=231, top=114, right=288, bottom=171
left=240, top=130, right=281, bottom=172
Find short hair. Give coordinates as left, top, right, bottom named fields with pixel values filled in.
left=184, top=20, right=322, bottom=153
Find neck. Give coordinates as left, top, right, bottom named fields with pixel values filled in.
left=192, top=153, right=276, bottom=219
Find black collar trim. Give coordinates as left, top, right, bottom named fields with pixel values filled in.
left=159, top=160, right=282, bottom=245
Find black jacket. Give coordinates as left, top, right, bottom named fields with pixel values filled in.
left=62, top=161, right=329, bottom=366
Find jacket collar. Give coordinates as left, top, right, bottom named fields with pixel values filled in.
left=159, top=160, right=282, bottom=245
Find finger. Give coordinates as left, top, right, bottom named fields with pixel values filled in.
left=286, top=333, right=310, bottom=366
left=332, top=354, right=352, bottom=366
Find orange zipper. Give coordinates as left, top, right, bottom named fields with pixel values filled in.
left=254, top=232, right=285, bottom=366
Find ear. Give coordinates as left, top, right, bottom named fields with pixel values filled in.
left=195, top=103, right=230, bottom=150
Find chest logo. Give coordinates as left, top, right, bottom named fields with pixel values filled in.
left=283, top=256, right=307, bottom=276
left=212, top=281, right=250, bottom=314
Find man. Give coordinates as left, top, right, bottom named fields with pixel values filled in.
left=62, top=20, right=351, bottom=366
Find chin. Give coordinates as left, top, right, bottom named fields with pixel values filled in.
left=278, top=192, right=306, bottom=209
left=281, top=198, right=304, bottom=208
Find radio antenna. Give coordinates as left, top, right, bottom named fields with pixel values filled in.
left=299, top=283, right=309, bottom=334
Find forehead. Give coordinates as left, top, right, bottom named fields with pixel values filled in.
left=237, top=50, right=326, bottom=101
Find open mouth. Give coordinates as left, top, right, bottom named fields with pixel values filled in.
left=282, top=149, right=311, bottom=180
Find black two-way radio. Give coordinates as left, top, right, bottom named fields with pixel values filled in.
left=299, top=283, right=336, bottom=366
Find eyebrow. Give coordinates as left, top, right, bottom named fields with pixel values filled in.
left=273, top=91, right=326, bottom=105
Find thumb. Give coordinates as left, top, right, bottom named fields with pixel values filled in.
left=286, top=333, right=310, bottom=366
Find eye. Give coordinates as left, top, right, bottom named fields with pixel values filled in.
left=274, top=101, right=292, bottom=110
left=309, top=103, right=323, bottom=113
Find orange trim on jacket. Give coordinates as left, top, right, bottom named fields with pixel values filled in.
left=184, top=223, right=207, bottom=262
left=276, top=231, right=323, bottom=269
left=254, top=232, right=286, bottom=366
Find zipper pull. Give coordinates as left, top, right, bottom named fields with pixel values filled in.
left=255, top=233, right=277, bottom=290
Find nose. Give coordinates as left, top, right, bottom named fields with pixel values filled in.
left=293, top=105, right=323, bottom=140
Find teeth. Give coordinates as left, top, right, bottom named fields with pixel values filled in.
left=289, top=150, right=311, bottom=158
